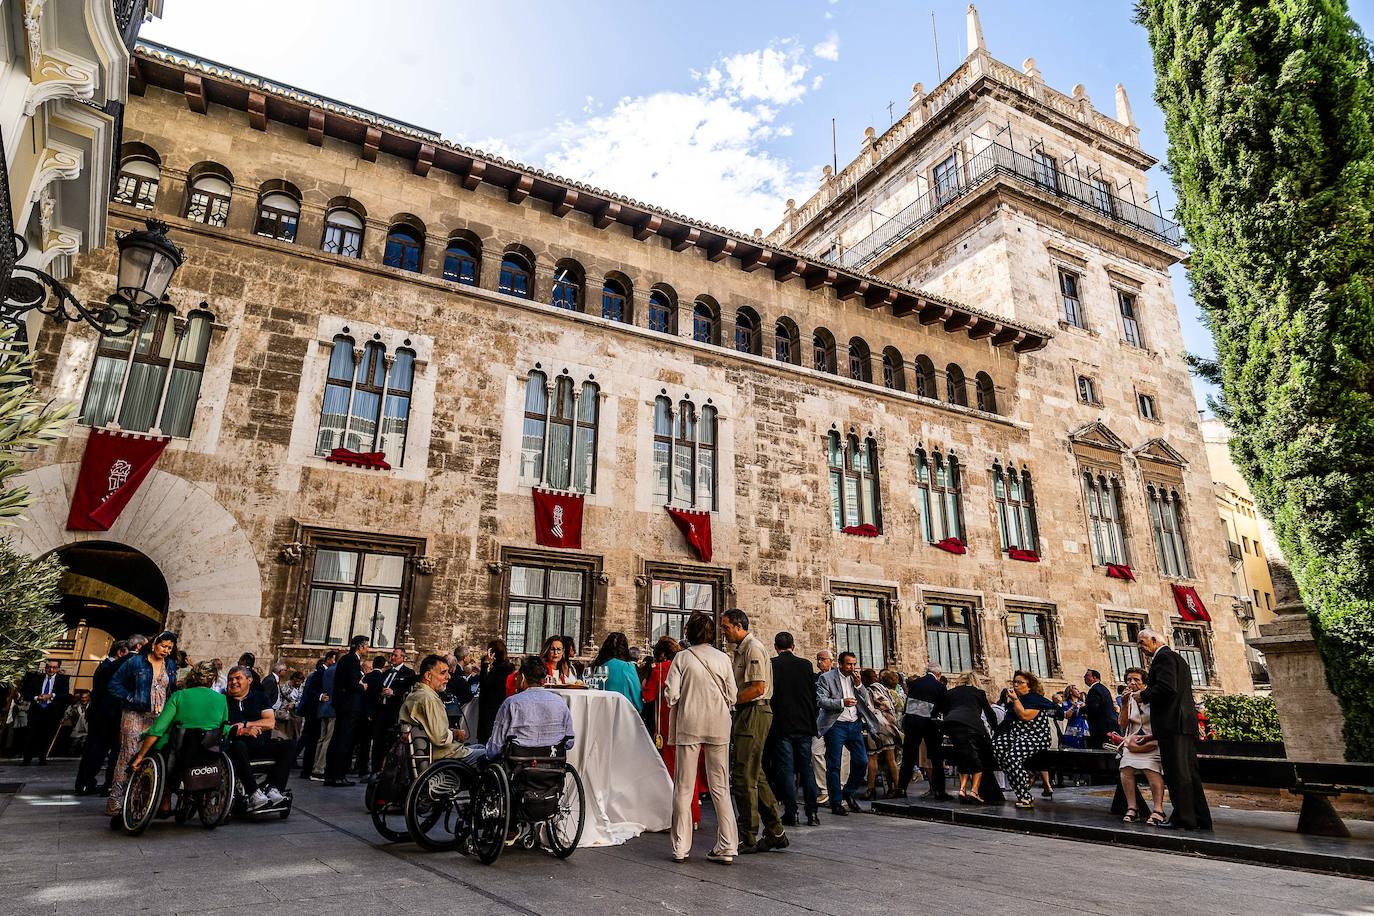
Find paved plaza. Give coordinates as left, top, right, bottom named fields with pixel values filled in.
left=0, top=761, right=1368, bottom=916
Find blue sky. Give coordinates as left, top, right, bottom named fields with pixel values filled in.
left=141, top=0, right=1374, bottom=408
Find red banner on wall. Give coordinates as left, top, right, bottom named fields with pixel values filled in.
left=66, top=428, right=170, bottom=531
left=1105, top=563, right=1136, bottom=581
left=533, top=488, right=584, bottom=549
left=1171, top=584, right=1212, bottom=622
left=666, top=506, right=712, bottom=562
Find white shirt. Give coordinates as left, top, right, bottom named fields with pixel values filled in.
left=838, top=673, right=858, bottom=722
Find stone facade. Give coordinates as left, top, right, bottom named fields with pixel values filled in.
left=11, top=31, right=1252, bottom=695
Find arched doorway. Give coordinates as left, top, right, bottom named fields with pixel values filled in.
left=47, top=542, right=169, bottom=690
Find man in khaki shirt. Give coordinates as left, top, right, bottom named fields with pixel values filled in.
left=721, top=608, right=788, bottom=854
left=398, top=655, right=469, bottom=761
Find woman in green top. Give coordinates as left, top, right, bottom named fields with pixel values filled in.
left=130, top=661, right=235, bottom=793
left=591, top=632, right=642, bottom=712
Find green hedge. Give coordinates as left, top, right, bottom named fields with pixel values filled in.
left=1203, top=694, right=1283, bottom=743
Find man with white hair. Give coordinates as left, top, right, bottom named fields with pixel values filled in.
left=899, top=662, right=950, bottom=799
left=812, top=650, right=836, bottom=805
left=1136, top=628, right=1212, bottom=830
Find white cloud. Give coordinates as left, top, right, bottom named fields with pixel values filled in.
left=719, top=43, right=810, bottom=104
left=813, top=33, right=840, bottom=62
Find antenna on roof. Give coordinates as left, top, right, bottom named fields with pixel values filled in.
left=831, top=118, right=838, bottom=175
left=931, top=11, right=943, bottom=82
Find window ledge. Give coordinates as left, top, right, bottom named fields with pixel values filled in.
left=1057, top=321, right=1098, bottom=338
left=307, top=452, right=404, bottom=475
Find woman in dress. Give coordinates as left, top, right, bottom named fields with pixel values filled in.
left=860, top=668, right=902, bottom=800
left=105, top=630, right=177, bottom=815
left=591, top=632, right=642, bottom=711
left=991, top=670, right=1057, bottom=809
left=1060, top=684, right=1089, bottom=750
left=1117, top=666, right=1166, bottom=825
left=477, top=638, right=515, bottom=741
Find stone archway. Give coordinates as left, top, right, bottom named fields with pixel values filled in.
left=7, top=462, right=268, bottom=661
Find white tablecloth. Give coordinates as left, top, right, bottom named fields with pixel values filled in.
left=460, top=689, right=672, bottom=847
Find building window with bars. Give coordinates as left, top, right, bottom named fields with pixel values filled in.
left=518, top=370, right=599, bottom=492
left=185, top=174, right=231, bottom=227
left=926, top=601, right=976, bottom=672
left=1118, top=291, right=1144, bottom=347
left=692, top=301, right=718, bottom=344
left=832, top=591, right=888, bottom=669
left=1091, top=176, right=1115, bottom=215
left=1006, top=608, right=1054, bottom=679
left=1083, top=471, right=1128, bottom=566
left=504, top=562, right=590, bottom=656
left=1105, top=616, right=1144, bottom=682
left=1059, top=269, right=1085, bottom=329
left=993, top=463, right=1038, bottom=553
left=322, top=208, right=364, bottom=258
left=914, top=448, right=963, bottom=544
left=114, top=157, right=159, bottom=209
left=301, top=538, right=416, bottom=649
left=1147, top=483, right=1190, bottom=578
left=315, top=337, right=415, bottom=466
left=653, top=397, right=717, bottom=511
left=827, top=432, right=881, bottom=532
left=80, top=306, right=215, bottom=438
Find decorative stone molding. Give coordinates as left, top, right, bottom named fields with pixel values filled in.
left=23, top=0, right=47, bottom=72
left=278, top=541, right=305, bottom=564
left=28, top=146, right=82, bottom=204
left=633, top=574, right=649, bottom=588
left=487, top=561, right=507, bottom=575
left=413, top=555, right=437, bottom=575
left=24, top=53, right=98, bottom=116
left=595, top=572, right=609, bottom=586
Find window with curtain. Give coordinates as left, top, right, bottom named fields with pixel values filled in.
left=384, top=226, right=423, bottom=272
left=79, top=307, right=213, bottom=438
left=1118, top=290, right=1144, bottom=347
left=692, top=302, right=717, bottom=344
left=517, top=371, right=598, bottom=492
left=505, top=563, right=586, bottom=655
left=647, top=291, right=672, bottom=332
left=1006, top=608, right=1052, bottom=679
left=302, top=546, right=406, bottom=648
left=1173, top=627, right=1209, bottom=686
left=185, top=174, right=231, bottom=226
left=1105, top=616, right=1144, bottom=682
left=993, top=463, right=1038, bottom=553
left=602, top=279, right=628, bottom=322
left=650, top=576, right=714, bottom=643
left=1137, top=393, right=1158, bottom=420
left=315, top=338, right=414, bottom=465
left=254, top=192, right=299, bottom=241
left=827, top=432, right=881, bottom=531
left=832, top=592, right=886, bottom=669
left=1083, top=471, right=1128, bottom=565
left=1148, top=483, right=1190, bottom=577
left=652, top=397, right=716, bottom=510
left=114, top=158, right=159, bottom=209
left=444, top=242, right=479, bottom=285
left=499, top=254, right=532, bottom=298
left=926, top=601, right=975, bottom=672
left=914, top=449, right=963, bottom=543
left=322, top=209, right=363, bottom=258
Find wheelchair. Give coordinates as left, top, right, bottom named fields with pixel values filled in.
left=467, top=738, right=585, bottom=865
left=113, top=727, right=234, bottom=835
left=367, top=722, right=436, bottom=843
left=228, top=740, right=294, bottom=821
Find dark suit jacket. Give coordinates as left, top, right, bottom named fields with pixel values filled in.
left=769, top=652, right=818, bottom=737
left=90, top=655, right=123, bottom=719
left=1139, top=646, right=1197, bottom=738
left=1085, top=681, right=1117, bottom=738
left=903, top=672, right=948, bottom=718
left=259, top=673, right=280, bottom=709
left=332, top=651, right=364, bottom=714
left=21, top=671, right=70, bottom=716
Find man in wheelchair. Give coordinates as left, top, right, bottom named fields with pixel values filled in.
left=485, top=655, right=576, bottom=762
left=224, top=665, right=293, bottom=810
left=399, top=654, right=472, bottom=762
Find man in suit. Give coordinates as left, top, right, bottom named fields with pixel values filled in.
left=898, top=664, right=950, bottom=799
left=20, top=659, right=70, bottom=765
left=1082, top=669, right=1118, bottom=749
left=75, top=640, right=130, bottom=793
left=816, top=651, right=878, bottom=816
left=296, top=651, right=338, bottom=779
left=260, top=662, right=285, bottom=708
left=324, top=635, right=369, bottom=786
left=1137, top=628, right=1212, bottom=830
left=765, top=632, right=820, bottom=827
left=369, top=647, right=417, bottom=774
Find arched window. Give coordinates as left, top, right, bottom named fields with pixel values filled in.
left=848, top=338, right=872, bottom=382
left=602, top=277, right=629, bottom=322
left=882, top=348, right=905, bottom=391
left=652, top=397, right=716, bottom=510
left=113, top=155, right=159, bottom=209
left=379, top=348, right=415, bottom=465
left=551, top=260, right=582, bottom=309
left=774, top=318, right=800, bottom=364
left=1083, top=471, right=1128, bottom=566
left=255, top=190, right=300, bottom=242
left=692, top=300, right=719, bottom=344
left=828, top=432, right=882, bottom=531
left=315, top=337, right=415, bottom=466
left=185, top=173, right=232, bottom=226
left=1147, top=484, right=1190, bottom=577
left=518, top=372, right=599, bottom=492
left=914, top=449, right=964, bottom=544
left=322, top=207, right=364, bottom=258
left=499, top=252, right=533, bottom=298
left=812, top=328, right=837, bottom=373
left=444, top=240, right=480, bottom=286
left=945, top=363, right=968, bottom=406
left=975, top=372, right=997, bottom=413
left=914, top=355, right=937, bottom=398
left=735, top=307, right=761, bottom=355
left=993, top=463, right=1038, bottom=553
left=383, top=224, right=424, bottom=272
left=647, top=289, right=674, bottom=333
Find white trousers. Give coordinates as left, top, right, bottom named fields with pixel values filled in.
left=672, top=742, right=737, bottom=858
left=812, top=736, right=848, bottom=794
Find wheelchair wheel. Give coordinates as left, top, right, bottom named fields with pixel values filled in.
left=544, top=764, right=585, bottom=858
left=198, top=755, right=234, bottom=829
left=471, top=765, right=510, bottom=865
left=366, top=777, right=409, bottom=842
left=405, top=758, right=474, bottom=851
left=120, top=755, right=164, bottom=836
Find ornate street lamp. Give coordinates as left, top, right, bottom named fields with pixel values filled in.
left=1, top=219, right=184, bottom=337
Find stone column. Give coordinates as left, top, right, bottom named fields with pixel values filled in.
left=479, top=250, right=505, bottom=294
left=533, top=262, right=558, bottom=307
left=583, top=271, right=605, bottom=317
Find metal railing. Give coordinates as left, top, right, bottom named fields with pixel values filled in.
left=113, top=0, right=149, bottom=53
left=842, top=140, right=1182, bottom=269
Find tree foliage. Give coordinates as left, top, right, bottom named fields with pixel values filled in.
left=0, top=539, right=65, bottom=686
left=1203, top=694, right=1283, bottom=743
left=1137, top=0, right=1374, bottom=759
left=0, top=323, right=72, bottom=523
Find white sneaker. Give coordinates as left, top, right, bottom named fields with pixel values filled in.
left=706, top=849, right=733, bottom=865
left=247, top=789, right=270, bottom=810
left=265, top=788, right=286, bottom=805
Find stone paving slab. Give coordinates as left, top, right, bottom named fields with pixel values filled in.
left=0, top=762, right=1370, bottom=915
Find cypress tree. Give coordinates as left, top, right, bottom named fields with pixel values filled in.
left=1136, top=0, right=1374, bottom=759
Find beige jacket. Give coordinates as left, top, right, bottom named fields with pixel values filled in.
left=398, top=682, right=467, bottom=760
left=663, top=644, right=737, bottom=746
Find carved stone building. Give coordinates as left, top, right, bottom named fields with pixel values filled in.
left=12, top=12, right=1253, bottom=694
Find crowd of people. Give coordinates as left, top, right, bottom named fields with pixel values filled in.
left=1, top=615, right=1213, bottom=850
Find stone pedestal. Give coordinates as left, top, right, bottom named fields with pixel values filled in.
left=1248, top=613, right=1346, bottom=762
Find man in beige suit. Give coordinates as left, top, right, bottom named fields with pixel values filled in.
left=664, top=613, right=738, bottom=865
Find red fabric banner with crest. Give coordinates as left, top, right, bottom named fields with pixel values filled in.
left=532, top=488, right=584, bottom=549
left=666, top=506, right=712, bottom=562
left=1171, top=584, right=1212, bottom=622
left=66, top=428, right=170, bottom=531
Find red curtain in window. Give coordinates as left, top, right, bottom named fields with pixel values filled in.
left=533, top=488, right=584, bottom=550
left=1171, top=584, right=1211, bottom=621
left=666, top=506, right=712, bottom=562
left=66, top=428, right=170, bottom=531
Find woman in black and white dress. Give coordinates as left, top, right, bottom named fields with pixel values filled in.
left=991, top=670, right=1056, bottom=808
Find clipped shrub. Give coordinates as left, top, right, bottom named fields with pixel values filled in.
left=1203, top=694, right=1282, bottom=743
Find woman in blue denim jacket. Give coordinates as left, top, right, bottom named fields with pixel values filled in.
left=106, top=631, right=177, bottom=815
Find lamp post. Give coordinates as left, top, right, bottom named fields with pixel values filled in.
left=1, top=219, right=184, bottom=337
